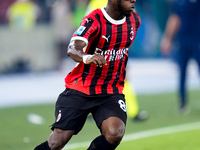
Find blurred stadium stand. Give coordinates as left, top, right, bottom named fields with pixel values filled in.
left=0, top=0, right=199, bottom=108
left=0, top=0, right=171, bottom=75
left=0, top=25, right=56, bottom=73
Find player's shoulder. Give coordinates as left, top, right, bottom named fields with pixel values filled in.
left=79, top=9, right=102, bottom=28
left=130, top=11, right=141, bottom=21
left=84, top=9, right=102, bottom=21
left=129, top=11, right=141, bottom=30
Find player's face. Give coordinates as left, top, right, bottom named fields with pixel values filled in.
left=117, top=0, right=136, bottom=16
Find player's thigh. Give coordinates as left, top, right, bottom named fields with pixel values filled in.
left=52, top=89, right=90, bottom=134
left=92, top=94, right=127, bottom=130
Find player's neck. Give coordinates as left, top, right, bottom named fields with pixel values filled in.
left=104, top=6, right=124, bottom=20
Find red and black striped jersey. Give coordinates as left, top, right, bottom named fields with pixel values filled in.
left=65, top=7, right=141, bottom=95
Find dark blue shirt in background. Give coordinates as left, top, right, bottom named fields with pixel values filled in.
left=173, top=0, right=200, bottom=42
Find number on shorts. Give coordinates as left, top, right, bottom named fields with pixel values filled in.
left=118, top=100, right=127, bottom=112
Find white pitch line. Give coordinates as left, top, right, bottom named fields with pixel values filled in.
left=122, top=121, right=200, bottom=142
left=63, top=121, right=200, bottom=150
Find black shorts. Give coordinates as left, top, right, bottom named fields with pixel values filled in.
left=51, top=88, right=127, bottom=134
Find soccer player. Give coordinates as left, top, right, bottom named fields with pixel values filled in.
left=35, top=0, right=140, bottom=149
left=86, top=0, right=148, bottom=121
left=160, top=0, right=200, bottom=113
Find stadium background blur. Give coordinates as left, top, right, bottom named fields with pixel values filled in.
left=0, top=1, right=200, bottom=150
left=0, top=0, right=172, bottom=73
left=0, top=0, right=199, bottom=107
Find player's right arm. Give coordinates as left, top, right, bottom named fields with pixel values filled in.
left=67, top=39, right=106, bottom=68
left=160, top=14, right=181, bottom=56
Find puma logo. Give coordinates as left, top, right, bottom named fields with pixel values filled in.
left=102, top=35, right=110, bottom=42
left=85, top=18, right=91, bottom=23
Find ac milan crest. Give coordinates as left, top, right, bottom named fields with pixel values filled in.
left=130, top=28, right=134, bottom=40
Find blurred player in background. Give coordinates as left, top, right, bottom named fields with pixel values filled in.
left=35, top=0, right=141, bottom=149
left=7, top=0, right=40, bottom=30
left=51, top=0, right=74, bottom=69
left=86, top=0, right=148, bottom=121
left=123, top=79, right=148, bottom=120
left=160, top=0, right=200, bottom=113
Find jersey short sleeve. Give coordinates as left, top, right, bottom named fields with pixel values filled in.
left=71, top=12, right=99, bottom=46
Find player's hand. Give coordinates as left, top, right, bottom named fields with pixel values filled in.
left=85, top=54, right=107, bottom=67
left=160, top=37, right=172, bottom=56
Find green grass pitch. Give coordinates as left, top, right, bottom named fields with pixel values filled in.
left=0, top=89, right=200, bottom=150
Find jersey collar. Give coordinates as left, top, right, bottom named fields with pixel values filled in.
left=101, top=7, right=126, bottom=25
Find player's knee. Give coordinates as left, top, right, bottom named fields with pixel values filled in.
left=48, top=129, right=73, bottom=150
left=104, top=124, right=125, bottom=145
left=48, top=137, right=65, bottom=150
